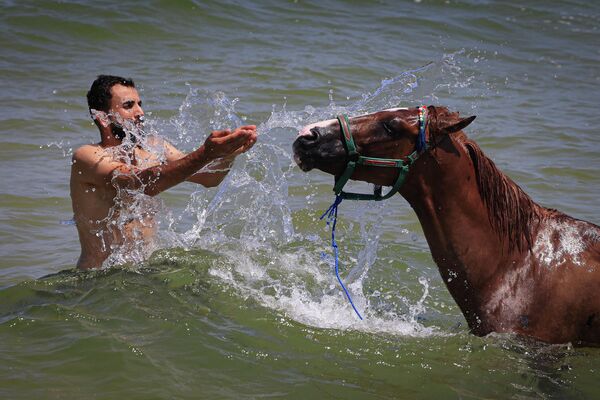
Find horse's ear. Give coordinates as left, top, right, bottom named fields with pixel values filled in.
left=442, top=115, right=476, bottom=134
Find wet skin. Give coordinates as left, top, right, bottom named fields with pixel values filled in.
left=71, top=84, right=257, bottom=269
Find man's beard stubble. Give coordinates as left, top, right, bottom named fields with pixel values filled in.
left=111, top=123, right=127, bottom=141
left=110, top=121, right=145, bottom=144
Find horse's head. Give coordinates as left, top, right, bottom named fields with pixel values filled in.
left=292, top=106, right=476, bottom=189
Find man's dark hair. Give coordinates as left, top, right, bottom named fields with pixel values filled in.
left=87, top=75, right=135, bottom=114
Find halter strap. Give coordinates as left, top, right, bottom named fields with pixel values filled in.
left=333, top=106, right=428, bottom=201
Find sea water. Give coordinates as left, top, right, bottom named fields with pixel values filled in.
left=1, top=1, right=599, bottom=398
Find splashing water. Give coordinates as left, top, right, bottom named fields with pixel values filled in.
left=73, top=55, right=481, bottom=337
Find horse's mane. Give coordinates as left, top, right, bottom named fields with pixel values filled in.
left=429, top=106, right=542, bottom=251
left=462, top=138, right=541, bottom=251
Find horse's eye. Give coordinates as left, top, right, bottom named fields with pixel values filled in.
left=382, top=122, right=394, bottom=135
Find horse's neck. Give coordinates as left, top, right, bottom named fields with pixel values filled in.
left=401, top=137, right=537, bottom=319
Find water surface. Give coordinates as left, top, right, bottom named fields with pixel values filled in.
left=1, top=1, right=599, bottom=398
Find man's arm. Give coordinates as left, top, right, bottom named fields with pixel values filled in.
left=162, top=125, right=257, bottom=188
left=73, top=128, right=254, bottom=196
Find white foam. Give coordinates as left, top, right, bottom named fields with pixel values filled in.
left=205, top=239, right=442, bottom=338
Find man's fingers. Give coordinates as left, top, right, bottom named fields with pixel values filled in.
left=210, top=129, right=232, bottom=138
left=210, top=129, right=245, bottom=144
left=230, top=134, right=258, bottom=156
left=211, top=126, right=254, bottom=136
left=215, top=130, right=251, bottom=150
left=205, top=126, right=256, bottom=158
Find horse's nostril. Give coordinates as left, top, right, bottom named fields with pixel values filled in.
left=297, top=127, right=321, bottom=146
left=307, top=127, right=320, bottom=141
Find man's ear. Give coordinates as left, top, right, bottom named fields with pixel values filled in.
left=442, top=115, right=476, bottom=134
left=90, top=109, right=110, bottom=128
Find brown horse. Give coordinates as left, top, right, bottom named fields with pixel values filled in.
left=293, top=106, right=600, bottom=345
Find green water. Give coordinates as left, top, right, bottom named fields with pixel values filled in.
left=1, top=1, right=600, bottom=398
left=3, top=250, right=597, bottom=399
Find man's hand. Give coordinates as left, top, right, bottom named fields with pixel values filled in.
left=203, top=125, right=257, bottom=160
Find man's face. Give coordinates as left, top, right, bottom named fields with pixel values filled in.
left=109, top=84, right=144, bottom=123
left=107, top=84, right=145, bottom=141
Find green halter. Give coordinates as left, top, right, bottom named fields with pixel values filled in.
left=333, top=106, right=427, bottom=201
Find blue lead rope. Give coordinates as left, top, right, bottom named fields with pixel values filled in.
left=320, top=195, right=364, bottom=320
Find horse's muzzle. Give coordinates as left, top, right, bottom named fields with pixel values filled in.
left=293, top=120, right=341, bottom=172
left=292, top=136, right=316, bottom=172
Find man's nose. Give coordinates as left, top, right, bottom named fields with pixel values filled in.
left=134, top=104, right=144, bottom=119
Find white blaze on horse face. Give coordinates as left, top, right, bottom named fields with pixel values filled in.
left=298, top=119, right=337, bottom=137
left=298, top=108, right=410, bottom=137
left=344, top=107, right=410, bottom=119
left=379, top=107, right=409, bottom=113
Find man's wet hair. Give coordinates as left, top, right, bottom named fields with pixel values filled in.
left=87, top=75, right=135, bottom=114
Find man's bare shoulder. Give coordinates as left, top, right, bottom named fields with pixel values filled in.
left=72, top=143, right=109, bottom=164
left=71, top=143, right=130, bottom=185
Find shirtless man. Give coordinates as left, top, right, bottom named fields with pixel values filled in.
left=70, top=75, right=257, bottom=269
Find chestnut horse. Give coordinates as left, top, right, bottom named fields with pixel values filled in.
left=293, top=106, right=600, bottom=345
